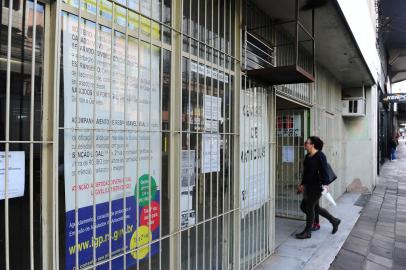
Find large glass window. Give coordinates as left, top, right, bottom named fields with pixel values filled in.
left=0, top=0, right=45, bottom=269
left=180, top=0, right=236, bottom=269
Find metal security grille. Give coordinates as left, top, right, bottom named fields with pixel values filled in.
left=56, top=0, right=238, bottom=269
left=275, top=110, right=306, bottom=219
left=180, top=0, right=237, bottom=269
left=1, top=0, right=256, bottom=269
left=1, top=0, right=46, bottom=269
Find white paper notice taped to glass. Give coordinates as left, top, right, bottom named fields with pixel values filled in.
left=202, top=134, right=221, bottom=173
left=204, top=94, right=221, bottom=132
left=0, top=151, right=25, bottom=200
left=190, top=60, right=230, bottom=84
left=282, top=146, right=295, bottom=163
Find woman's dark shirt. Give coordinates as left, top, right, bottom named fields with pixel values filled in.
left=301, top=151, right=329, bottom=187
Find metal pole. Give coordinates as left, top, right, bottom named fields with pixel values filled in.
left=4, top=0, right=14, bottom=268
left=29, top=0, right=38, bottom=268
left=295, top=0, right=299, bottom=67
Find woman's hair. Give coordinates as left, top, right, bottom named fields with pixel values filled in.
left=308, top=136, right=324, bottom=150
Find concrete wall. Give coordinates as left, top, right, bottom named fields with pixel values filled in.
left=311, top=65, right=378, bottom=201
left=342, top=86, right=377, bottom=192
left=311, top=66, right=347, bottom=200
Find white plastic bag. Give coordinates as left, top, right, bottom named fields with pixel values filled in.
left=322, top=186, right=336, bottom=206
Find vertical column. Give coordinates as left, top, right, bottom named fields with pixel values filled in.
left=232, top=0, right=241, bottom=268
left=170, top=0, right=183, bottom=269
left=4, top=0, right=14, bottom=267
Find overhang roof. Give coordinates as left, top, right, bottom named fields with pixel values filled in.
left=251, top=0, right=374, bottom=88
left=380, top=0, right=406, bottom=83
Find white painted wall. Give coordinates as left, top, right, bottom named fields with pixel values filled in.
left=311, top=65, right=378, bottom=200
left=342, top=87, right=377, bottom=192
left=311, top=66, right=348, bottom=199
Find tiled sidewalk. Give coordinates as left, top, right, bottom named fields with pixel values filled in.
left=330, top=141, right=406, bottom=270
left=259, top=193, right=363, bottom=270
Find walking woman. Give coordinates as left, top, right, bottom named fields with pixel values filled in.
left=296, top=136, right=341, bottom=239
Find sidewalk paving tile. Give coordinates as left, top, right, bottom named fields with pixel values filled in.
left=366, top=253, right=393, bottom=268
left=331, top=249, right=364, bottom=270
left=364, top=260, right=391, bottom=270
left=342, top=236, right=370, bottom=256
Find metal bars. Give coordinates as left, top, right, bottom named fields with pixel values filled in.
left=4, top=0, right=14, bottom=268
left=275, top=110, right=306, bottom=219
left=179, top=0, right=236, bottom=269
left=56, top=0, right=169, bottom=269
left=1, top=0, right=46, bottom=269
left=239, top=77, right=272, bottom=270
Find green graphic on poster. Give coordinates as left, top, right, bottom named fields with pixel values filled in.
left=136, top=174, right=157, bottom=207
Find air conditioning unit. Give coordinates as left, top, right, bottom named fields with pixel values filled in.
left=342, top=98, right=365, bottom=117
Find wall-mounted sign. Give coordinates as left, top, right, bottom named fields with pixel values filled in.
left=382, top=93, right=406, bottom=103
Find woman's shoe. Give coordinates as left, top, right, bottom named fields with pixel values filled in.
left=295, top=230, right=311, bottom=239
left=331, top=218, right=341, bottom=234
left=312, top=223, right=320, bottom=231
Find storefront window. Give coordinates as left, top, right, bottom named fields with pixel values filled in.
left=0, top=0, right=45, bottom=269
left=180, top=0, right=236, bottom=269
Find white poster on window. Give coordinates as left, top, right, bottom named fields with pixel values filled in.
left=61, top=12, right=161, bottom=269
left=282, top=146, right=295, bottom=163
left=239, top=89, right=269, bottom=214
left=0, top=151, right=25, bottom=200
left=190, top=60, right=229, bottom=84
left=180, top=150, right=196, bottom=228
left=181, top=150, right=196, bottom=189
left=204, top=94, right=221, bottom=132
left=202, top=134, right=220, bottom=173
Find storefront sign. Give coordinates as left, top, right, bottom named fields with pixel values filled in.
left=0, top=151, right=25, bottom=200
left=382, top=93, right=406, bottom=103
left=62, top=11, right=161, bottom=270
left=239, top=89, right=269, bottom=214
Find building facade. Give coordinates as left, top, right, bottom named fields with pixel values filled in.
left=0, top=0, right=380, bottom=270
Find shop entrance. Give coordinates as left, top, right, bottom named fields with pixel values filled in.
left=275, top=97, right=309, bottom=220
